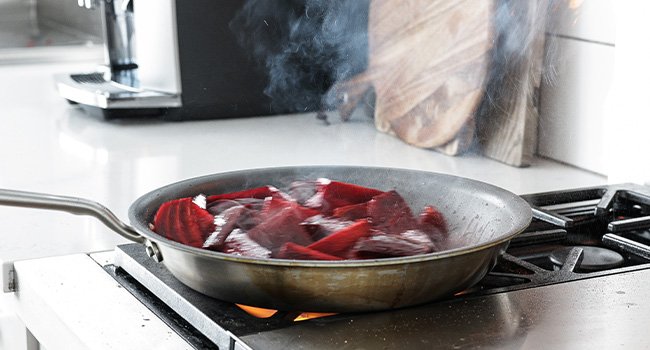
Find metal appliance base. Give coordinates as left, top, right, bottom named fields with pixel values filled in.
left=55, top=71, right=181, bottom=117
left=111, top=244, right=296, bottom=349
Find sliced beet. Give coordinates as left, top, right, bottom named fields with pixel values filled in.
left=276, top=242, right=342, bottom=260
left=418, top=205, right=448, bottom=240
left=262, top=194, right=292, bottom=214
left=332, top=202, right=368, bottom=221
left=154, top=180, right=450, bottom=260
left=237, top=198, right=267, bottom=210
left=236, top=208, right=263, bottom=230
left=206, top=186, right=278, bottom=203
left=203, top=205, right=247, bottom=250
left=301, top=215, right=355, bottom=241
left=170, top=199, right=184, bottom=241
left=183, top=199, right=217, bottom=247
left=307, top=179, right=384, bottom=214
left=308, top=220, right=372, bottom=258
left=399, top=229, right=438, bottom=251
left=222, top=229, right=271, bottom=258
left=208, top=198, right=266, bottom=218
left=367, top=190, right=417, bottom=234
left=178, top=199, right=200, bottom=245
left=153, top=197, right=216, bottom=248
left=207, top=199, right=245, bottom=215
left=352, top=232, right=434, bottom=259
left=153, top=198, right=178, bottom=240
left=152, top=200, right=174, bottom=238
left=263, top=194, right=320, bottom=221
left=247, top=207, right=314, bottom=252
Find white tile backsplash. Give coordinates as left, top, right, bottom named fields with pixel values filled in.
left=548, top=0, right=615, bottom=44
left=538, top=36, right=614, bottom=175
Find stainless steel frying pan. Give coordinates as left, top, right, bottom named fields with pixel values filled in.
left=0, top=166, right=531, bottom=312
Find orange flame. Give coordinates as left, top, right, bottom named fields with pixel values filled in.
left=235, top=304, right=277, bottom=318
left=293, top=312, right=337, bottom=322
left=236, top=304, right=337, bottom=321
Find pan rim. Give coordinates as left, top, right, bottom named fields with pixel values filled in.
left=128, top=165, right=532, bottom=267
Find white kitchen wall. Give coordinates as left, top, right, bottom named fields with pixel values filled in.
left=604, top=1, right=650, bottom=185
left=538, top=0, right=615, bottom=175
left=36, top=0, right=103, bottom=40
left=0, top=0, right=103, bottom=64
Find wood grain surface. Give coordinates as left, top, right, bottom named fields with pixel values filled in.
left=335, top=0, right=494, bottom=154
left=334, top=0, right=547, bottom=164
left=337, top=0, right=493, bottom=154
left=476, top=0, right=548, bottom=167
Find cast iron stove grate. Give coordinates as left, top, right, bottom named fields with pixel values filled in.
left=465, top=183, right=650, bottom=295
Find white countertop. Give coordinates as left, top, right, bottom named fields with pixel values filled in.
left=0, top=61, right=606, bottom=267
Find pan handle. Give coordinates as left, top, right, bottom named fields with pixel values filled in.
left=0, top=189, right=145, bottom=244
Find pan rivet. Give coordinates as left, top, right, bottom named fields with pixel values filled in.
left=145, top=241, right=163, bottom=263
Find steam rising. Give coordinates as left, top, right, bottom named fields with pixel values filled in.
left=474, top=0, right=559, bottom=151
left=231, top=0, right=558, bottom=120
left=480, top=0, right=559, bottom=97
left=230, top=0, right=368, bottom=112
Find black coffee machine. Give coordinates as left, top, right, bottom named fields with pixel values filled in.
left=56, top=0, right=368, bottom=120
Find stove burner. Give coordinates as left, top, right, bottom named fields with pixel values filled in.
left=549, top=246, right=625, bottom=272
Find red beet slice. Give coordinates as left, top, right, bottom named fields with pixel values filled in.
left=203, top=205, right=247, bottom=250
left=332, top=202, right=368, bottom=221
left=367, top=190, right=417, bottom=234
left=247, top=207, right=314, bottom=252
left=206, top=199, right=241, bottom=215
left=301, top=215, right=355, bottom=241
left=352, top=231, right=434, bottom=259
left=207, top=198, right=265, bottom=216
left=236, top=208, right=263, bottom=230
left=222, top=229, right=271, bottom=258
left=206, top=186, right=279, bottom=203
left=263, top=195, right=320, bottom=221
left=308, top=220, right=372, bottom=258
left=418, top=205, right=448, bottom=240
left=400, top=229, right=438, bottom=251
left=276, top=242, right=342, bottom=260
left=153, top=202, right=184, bottom=244
left=178, top=200, right=200, bottom=245
left=306, top=179, right=384, bottom=214
left=153, top=197, right=216, bottom=248
left=184, top=199, right=217, bottom=247
left=152, top=200, right=174, bottom=238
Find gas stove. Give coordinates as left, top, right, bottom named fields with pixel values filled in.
left=469, top=183, right=650, bottom=294
left=100, top=183, right=650, bottom=349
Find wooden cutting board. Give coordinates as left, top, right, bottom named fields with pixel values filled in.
left=335, top=0, right=494, bottom=154
left=475, top=0, right=548, bottom=167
